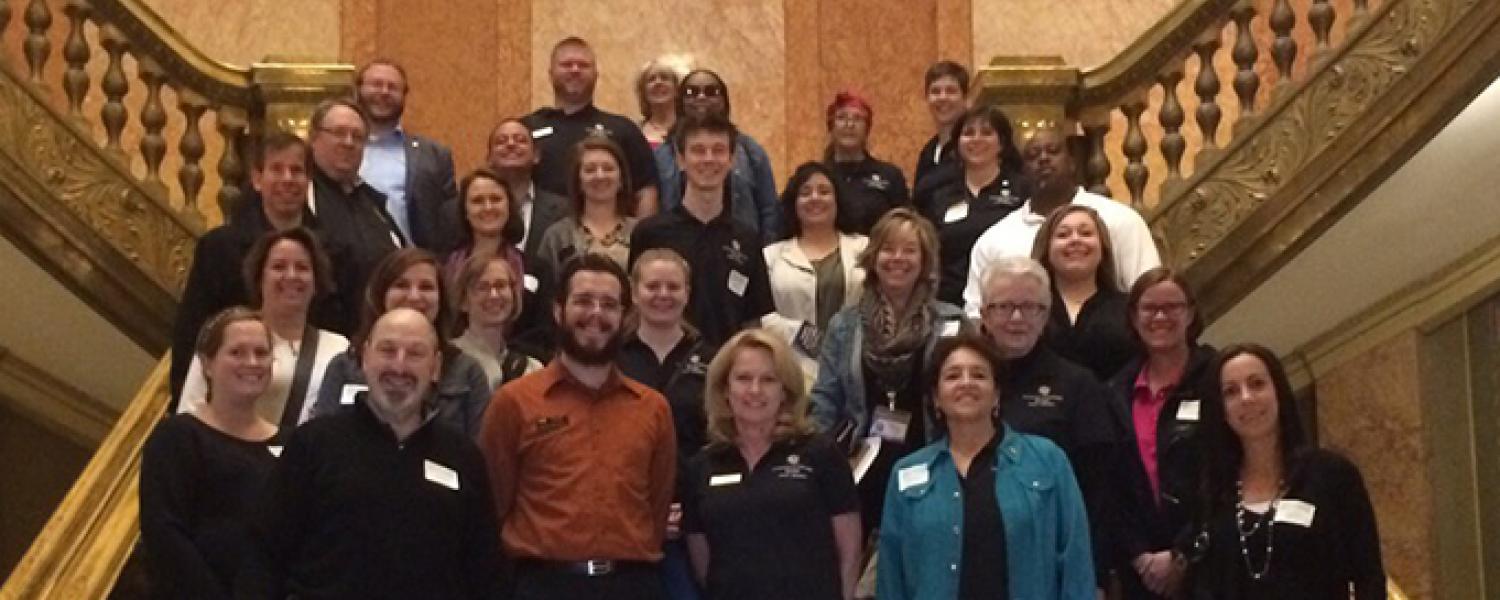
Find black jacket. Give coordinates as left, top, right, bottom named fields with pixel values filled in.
left=305, top=167, right=403, bottom=307
left=390, top=132, right=460, bottom=254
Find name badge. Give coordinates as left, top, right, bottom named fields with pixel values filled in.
left=340, top=384, right=368, bottom=405
left=870, top=406, right=912, bottom=442
left=532, top=126, right=554, bottom=139
left=897, top=465, right=929, bottom=491
left=523, top=274, right=539, bottom=293
left=267, top=445, right=283, bottom=458
left=1176, top=400, right=1201, bottom=422
left=727, top=271, right=749, bottom=297
left=424, top=459, right=460, bottom=491
left=1274, top=499, right=1317, bottom=527
left=943, top=202, right=969, bottom=223
left=709, top=473, right=743, bottom=487
left=940, top=319, right=961, bottom=338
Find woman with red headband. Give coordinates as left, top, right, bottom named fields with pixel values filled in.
left=825, top=91, right=909, bottom=236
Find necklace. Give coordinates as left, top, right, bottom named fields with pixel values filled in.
left=1234, top=479, right=1284, bottom=581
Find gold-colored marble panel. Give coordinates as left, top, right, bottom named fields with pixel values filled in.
left=141, top=0, right=341, bottom=65
left=530, top=0, right=787, bottom=182
left=972, top=0, right=1178, bottom=69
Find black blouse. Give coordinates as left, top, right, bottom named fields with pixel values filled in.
left=1044, top=286, right=1137, bottom=381
left=829, top=156, right=909, bottom=235
left=617, top=331, right=716, bottom=491
left=957, top=435, right=1009, bottom=600
left=923, top=174, right=1026, bottom=306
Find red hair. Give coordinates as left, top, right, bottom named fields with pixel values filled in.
left=825, top=90, right=873, bottom=130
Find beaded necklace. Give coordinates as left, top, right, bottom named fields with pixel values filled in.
left=1234, top=479, right=1285, bottom=581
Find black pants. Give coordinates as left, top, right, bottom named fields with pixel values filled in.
left=512, top=563, right=665, bottom=600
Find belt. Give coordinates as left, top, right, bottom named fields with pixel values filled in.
left=518, top=558, right=656, bottom=577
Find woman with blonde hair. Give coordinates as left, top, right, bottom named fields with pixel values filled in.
left=683, top=329, right=862, bottom=600
left=637, top=55, right=691, bottom=148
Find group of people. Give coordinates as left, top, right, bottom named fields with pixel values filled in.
left=142, top=35, right=1388, bottom=600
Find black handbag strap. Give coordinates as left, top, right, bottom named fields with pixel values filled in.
left=279, top=325, right=321, bottom=431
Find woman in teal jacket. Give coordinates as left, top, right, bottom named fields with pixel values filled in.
left=878, top=331, right=1095, bottom=599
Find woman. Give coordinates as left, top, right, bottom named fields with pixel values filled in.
left=534, top=135, right=637, bottom=273
left=1192, top=344, right=1385, bottom=598
left=1106, top=268, right=1218, bottom=599
left=684, top=329, right=862, bottom=600
left=443, top=168, right=525, bottom=289
left=179, top=228, right=349, bottom=428
left=654, top=68, right=781, bottom=240
left=637, top=56, right=690, bottom=148
left=451, top=249, right=541, bottom=392
left=877, top=332, right=1095, bottom=599
left=918, top=104, right=1028, bottom=306
left=618, top=248, right=718, bottom=600
left=1031, top=204, right=1137, bottom=381
left=142, top=307, right=281, bottom=599
left=762, top=162, right=867, bottom=383
left=824, top=91, right=909, bottom=236
left=809, top=208, right=968, bottom=535
left=310, top=248, right=491, bottom=437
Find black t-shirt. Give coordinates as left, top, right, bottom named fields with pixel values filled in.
left=523, top=104, right=658, bottom=198
left=617, top=332, right=716, bottom=491
left=628, top=204, right=774, bottom=347
left=922, top=174, right=1026, bottom=306
left=683, top=434, right=858, bottom=600
left=828, top=157, right=909, bottom=235
left=1044, top=287, right=1136, bottom=381
left=957, top=434, right=1009, bottom=600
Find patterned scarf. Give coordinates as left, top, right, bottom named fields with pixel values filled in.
left=859, top=281, right=935, bottom=393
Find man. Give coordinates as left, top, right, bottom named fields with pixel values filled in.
left=525, top=37, right=659, bottom=216
left=304, top=98, right=404, bottom=314
left=488, top=117, right=569, bottom=260
left=168, top=132, right=352, bottom=404
left=963, top=128, right=1161, bottom=316
left=253, top=308, right=503, bottom=599
left=977, top=257, right=1119, bottom=590
left=355, top=59, right=460, bottom=252
left=912, top=60, right=969, bottom=190
left=629, top=114, right=774, bottom=347
left=480, top=254, right=676, bottom=600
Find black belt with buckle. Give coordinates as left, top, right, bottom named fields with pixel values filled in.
left=519, top=558, right=654, bottom=577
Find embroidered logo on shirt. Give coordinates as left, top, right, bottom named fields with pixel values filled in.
left=589, top=123, right=614, bottom=138
left=1024, top=384, right=1063, bottom=408
left=773, top=454, right=813, bottom=480
left=681, top=354, right=708, bottom=376
left=533, top=415, right=570, bottom=434
left=864, top=173, right=890, bottom=191
left=724, top=240, right=748, bottom=265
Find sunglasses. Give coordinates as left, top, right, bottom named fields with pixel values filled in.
left=683, top=84, right=725, bottom=99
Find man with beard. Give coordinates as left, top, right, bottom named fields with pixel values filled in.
left=251, top=308, right=503, bottom=599
left=962, top=128, right=1160, bottom=315
left=479, top=254, right=676, bottom=600
left=355, top=59, right=459, bottom=253
left=525, top=37, right=659, bottom=217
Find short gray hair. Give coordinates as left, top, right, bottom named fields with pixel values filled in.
left=980, top=256, right=1051, bottom=305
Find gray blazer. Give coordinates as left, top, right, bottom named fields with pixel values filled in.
left=401, top=133, right=460, bottom=253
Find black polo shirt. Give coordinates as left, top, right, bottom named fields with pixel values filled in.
left=828, top=156, right=909, bottom=235
left=913, top=134, right=957, bottom=193
left=1043, top=286, right=1136, bottom=381
left=629, top=204, right=774, bottom=347
left=958, top=434, right=1008, bottom=600
left=523, top=104, right=658, bottom=198
left=922, top=173, right=1027, bottom=306
left=682, top=434, right=858, bottom=600
left=617, top=331, right=716, bottom=490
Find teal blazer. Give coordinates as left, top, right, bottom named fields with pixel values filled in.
left=877, top=425, right=1096, bottom=599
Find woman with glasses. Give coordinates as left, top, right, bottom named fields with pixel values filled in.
left=636, top=56, right=691, bottom=149
left=825, top=91, right=909, bottom=236
left=653, top=68, right=781, bottom=241
left=1031, top=204, right=1137, bottom=381
left=451, top=249, right=541, bottom=392
left=1105, top=267, right=1218, bottom=599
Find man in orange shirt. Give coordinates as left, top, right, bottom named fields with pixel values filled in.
left=480, top=253, right=677, bottom=600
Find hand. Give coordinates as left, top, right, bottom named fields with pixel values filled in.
left=1133, top=551, right=1178, bottom=595
left=666, top=502, right=683, bottom=540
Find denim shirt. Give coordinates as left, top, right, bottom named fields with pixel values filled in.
left=808, top=301, right=968, bottom=441
left=654, top=134, right=781, bottom=241
left=308, top=349, right=493, bottom=439
left=877, top=426, right=1096, bottom=600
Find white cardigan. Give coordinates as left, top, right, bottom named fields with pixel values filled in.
left=762, top=234, right=868, bottom=380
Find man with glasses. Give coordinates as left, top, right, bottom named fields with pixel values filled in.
left=525, top=37, right=659, bottom=217
left=305, top=98, right=404, bottom=321
left=355, top=59, right=459, bottom=253
left=479, top=254, right=676, bottom=600
left=978, top=257, right=1120, bottom=594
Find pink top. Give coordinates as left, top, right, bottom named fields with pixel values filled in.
left=1131, top=367, right=1174, bottom=504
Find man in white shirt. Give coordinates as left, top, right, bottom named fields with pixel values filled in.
left=962, top=129, right=1161, bottom=316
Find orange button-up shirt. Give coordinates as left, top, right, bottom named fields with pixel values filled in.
left=479, top=360, right=677, bottom=561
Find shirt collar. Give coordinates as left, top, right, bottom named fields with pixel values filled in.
left=933, top=424, right=1022, bottom=466
left=539, top=358, right=638, bottom=398
left=367, top=123, right=406, bottom=143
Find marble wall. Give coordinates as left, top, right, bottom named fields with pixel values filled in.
left=972, top=0, right=1177, bottom=69
left=143, top=0, right=342, bottom=64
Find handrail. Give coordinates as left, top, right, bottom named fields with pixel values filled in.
left=89, top=0, right=254, bottom=106
left=0, top=357, right=168, bottom=599
left=1077, top=0, right=1238, bottom=104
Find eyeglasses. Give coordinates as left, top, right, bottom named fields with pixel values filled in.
left=982, top=301, right=1048, bottom=318
left=469, top=280, right=513, bottom=296
left=1136, top=302, right=1191, bottom=318
left=683, top=84, right=724, bottom=99
left=317, top=126, right=367, bottom=143
left=568, top=294, right=623, bottom=314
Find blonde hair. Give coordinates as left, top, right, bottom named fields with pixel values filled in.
left=627, top=248, right=699, bottom=337
left=704, top=329, right=813, bottom=445
left=859, top=207, right=940, bottom=290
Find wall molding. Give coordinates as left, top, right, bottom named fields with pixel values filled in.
left=0, top=346, right=116, bottom=448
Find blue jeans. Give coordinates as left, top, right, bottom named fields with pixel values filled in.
left=661, top=539, right=701, bottom=600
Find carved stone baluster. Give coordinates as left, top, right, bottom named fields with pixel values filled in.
left=1, top=0, right=12, bottom=41
left=1270, top=0, right=1297, bottom=81
left=61, top=0, right=91, bottom=116
left=23, top=0, right=50, bottom=82
left=98, top=25, right=129, bottom=154
left=177, top=92, right=209, bottom=226
left=1230, top=3, right=1260, bottom=115
left=1082, top=122, right=1111, bottom=197
left=216, top=108, right=249, bottom=219
left=1308, top=0, right=1335, bottom=53
left=1121, top=99, right=1149, bottom=209
left=1354, top=0, right=1368, bottom=16
left=1158, top=69, right=1186, bottom=181
left=137, top=59, right=168, bottom=189
left=1193, top=35, right=1223, bottom=149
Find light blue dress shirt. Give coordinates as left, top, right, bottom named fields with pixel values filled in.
left=360, top=127, right=410, bottom=240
